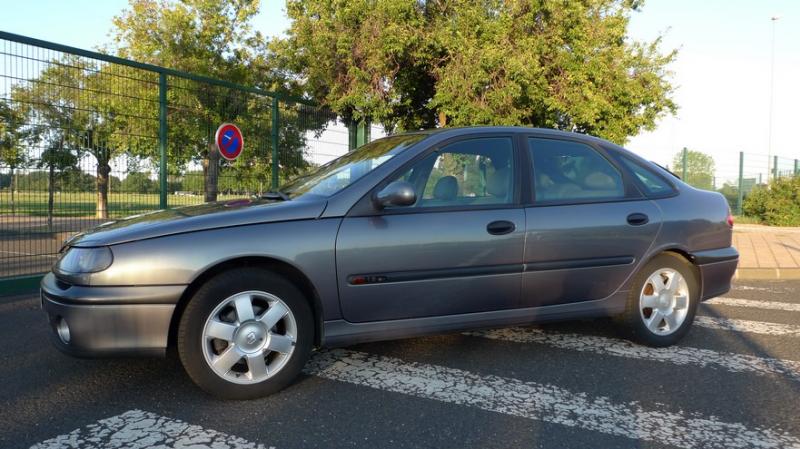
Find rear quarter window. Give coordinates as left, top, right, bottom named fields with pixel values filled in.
left=616, top=154, right=676, bottom=197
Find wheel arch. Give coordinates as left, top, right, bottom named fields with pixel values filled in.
left=167, top=256, right=325, bottom=349
left=641, top=247, right=702, bottom=294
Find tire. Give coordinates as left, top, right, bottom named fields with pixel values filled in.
left=620, top=252, right=700, bottom=347
left=177, top=267, right=313, bottom=399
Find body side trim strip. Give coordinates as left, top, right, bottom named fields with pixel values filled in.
left=346, top=256, right=635, bottom=286
left=523, top=256, right=634, bottom=272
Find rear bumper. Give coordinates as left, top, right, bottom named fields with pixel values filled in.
left=40, top=273, right=185, bottom=357
left=692, top=247, right=739, bottom=301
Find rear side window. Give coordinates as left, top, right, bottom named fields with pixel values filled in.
left=617, top=155, right=675, bottom=197
left=529, top=138, right=625, bottom=203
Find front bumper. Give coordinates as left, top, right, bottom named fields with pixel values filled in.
left=40, top=273, right=185, bottom=357
left=693, top=247, right=739, bottom=300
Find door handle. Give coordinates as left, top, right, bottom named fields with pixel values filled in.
left=627, top=213, right=649, bottom=226
left=487, top=220, right=515, bottom=235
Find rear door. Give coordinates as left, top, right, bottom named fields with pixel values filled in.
left=521, top=136, right=662, bottom=307
left=336, top=135, right=525, bottom=322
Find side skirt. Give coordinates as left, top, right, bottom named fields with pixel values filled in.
left=322, top=291, right=628, bottom=347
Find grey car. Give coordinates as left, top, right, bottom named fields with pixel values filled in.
left=41, top=127, right=739, bottom=399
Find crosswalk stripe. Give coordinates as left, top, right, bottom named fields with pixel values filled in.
left=465, top=327, right=800, bottom=381
left=307, top=349, right=800, bottom=449
left=695, top=316, right=800, bottom=336
left=29, top=409, right=272, bottom=449
left=733, top=285, right=774, bottom=291
left=706, top=297, right=800, bottom=312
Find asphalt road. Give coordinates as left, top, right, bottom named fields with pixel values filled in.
left=1, top=280, right=799, bottom=449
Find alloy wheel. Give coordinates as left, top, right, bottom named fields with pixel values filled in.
left=201, top=290, right=297, bottom=384
left=638, top=268, right=690, bottom=336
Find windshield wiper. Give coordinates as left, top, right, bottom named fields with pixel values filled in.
left=261, top=191, right=290, bottom=201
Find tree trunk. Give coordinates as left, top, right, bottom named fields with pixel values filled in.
left=47, top=163, right=55, bottom=229
left=203, top=143, right=219, bottom=203
left=9, top=166, right=15, bottom=215
left=96, top=163, right=110, bottom=219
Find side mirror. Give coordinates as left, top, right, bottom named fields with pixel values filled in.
left=374, top=181, right=416, bottom=209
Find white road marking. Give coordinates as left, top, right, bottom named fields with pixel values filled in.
left=733, top=285, right=777, bottom=292
left=707, top=297, right=800, bottom=312
left=695, top=316, right=800, bottom=336
left=307, top=349, right=800, bottom=449
left=29, top=409, right=273, bottom=449
left=465, top=327, right=800, bottom=381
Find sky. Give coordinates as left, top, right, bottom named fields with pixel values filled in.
left=1, top=0, right=798, bottom=183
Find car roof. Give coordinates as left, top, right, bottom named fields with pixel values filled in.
left=396, top=126, right=619, bottom=148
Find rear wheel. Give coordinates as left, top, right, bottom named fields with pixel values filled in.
left=621, top=253, right=699, bottom=347
left=177, top=268, right=313, bottom=399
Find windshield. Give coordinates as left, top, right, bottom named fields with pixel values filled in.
left=280, top=134, right=427, bottom=199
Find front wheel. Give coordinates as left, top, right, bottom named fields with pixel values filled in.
left=621, top=253, right=700, bottom=347
left=177, top=268, right=313, bottom=399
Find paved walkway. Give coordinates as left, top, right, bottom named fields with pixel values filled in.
left=733, top=224, right=800, bottom=279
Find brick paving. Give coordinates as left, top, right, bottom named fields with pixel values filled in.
left=733, top=225, right=800, bottom=279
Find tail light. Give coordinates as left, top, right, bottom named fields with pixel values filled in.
left=726, top=212, right=734, bottom=228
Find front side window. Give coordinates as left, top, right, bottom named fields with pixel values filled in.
left=529, top=138, right=625, bottom=202
left=389, top=137, right=515, bottom=208
left=280, top=134, right=426, bottom=199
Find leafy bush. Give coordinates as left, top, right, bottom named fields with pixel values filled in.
left=742, top=177, right=800, bottom=226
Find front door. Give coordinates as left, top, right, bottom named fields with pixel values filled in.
left=336, top=136, right=525, bottom=323
left=521, top=136, right=662, bottom=307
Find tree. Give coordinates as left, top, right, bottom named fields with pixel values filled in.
left=109, top=0, right=317, bottom=201
left=717, top=182, right=738, bottom=210
left=0, top=100, right=28, bottom=214
left=12, top=56, right=122, bottom=220
left=121, top=172, right=157, bottom=193
left=672, top=148, right=715, bottom=191
left=276, top=0, right=676, bottom=142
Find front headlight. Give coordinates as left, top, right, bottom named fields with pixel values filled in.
left=56, top=246, right=114, bottom=273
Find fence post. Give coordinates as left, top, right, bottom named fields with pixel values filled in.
left=348, top=122, right=357, bottom=151
left=271, top=97, right=280, bottom=190
left=158, top=72, right=168, bottom=209
left=357, top=119, right=371, bottom=147
left=773, top=155, right=778, bottom=181
left=348, top=119, right=370, bottom=150
left=681, top=147, right=687, bottom=182
left=794, top=159, right=799, bottom=177
left=737, top=151, right=744, bottom=215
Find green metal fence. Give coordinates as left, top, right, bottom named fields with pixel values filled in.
left=3, top=30, right=796, bottom=285
left=0, top=31, right=378, bottom=282
left=671, top=148, right=799, bottom=215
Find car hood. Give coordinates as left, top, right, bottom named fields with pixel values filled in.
left=69, top=198, right=327, bottom=247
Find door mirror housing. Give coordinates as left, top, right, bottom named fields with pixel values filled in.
left=374, top=181, right=417, bottom=209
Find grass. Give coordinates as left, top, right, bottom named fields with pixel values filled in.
left=732, top=215, right=764, bottom=225
left=0, top=191, right=244, bottom=218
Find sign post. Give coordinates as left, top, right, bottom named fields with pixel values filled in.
left=214, top=123, right=244, bottom=161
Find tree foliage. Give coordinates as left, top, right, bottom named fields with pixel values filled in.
left=277, top=0, right=676, bottom=142
left=11, top=56, right=125, bottom=219
left=672, top=148, right=715, bottom=191
left=743, top=177, right=800, bottom=226
left=109, top=0, right=323, bottom=201
left=1, top=101, right=26, bottom=213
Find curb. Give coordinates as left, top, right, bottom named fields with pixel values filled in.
left=733, top=225, right=800, bottom=234
left=735, top=268, right=800, bottom=280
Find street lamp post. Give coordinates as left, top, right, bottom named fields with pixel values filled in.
left=767, top=16, right=779, bottom=182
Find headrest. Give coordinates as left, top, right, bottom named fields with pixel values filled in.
left=584, top=172, right=617, bottom=190
left=487, top=167, right=510, bottom=198
left=433, top=176, right=458, bottom=201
